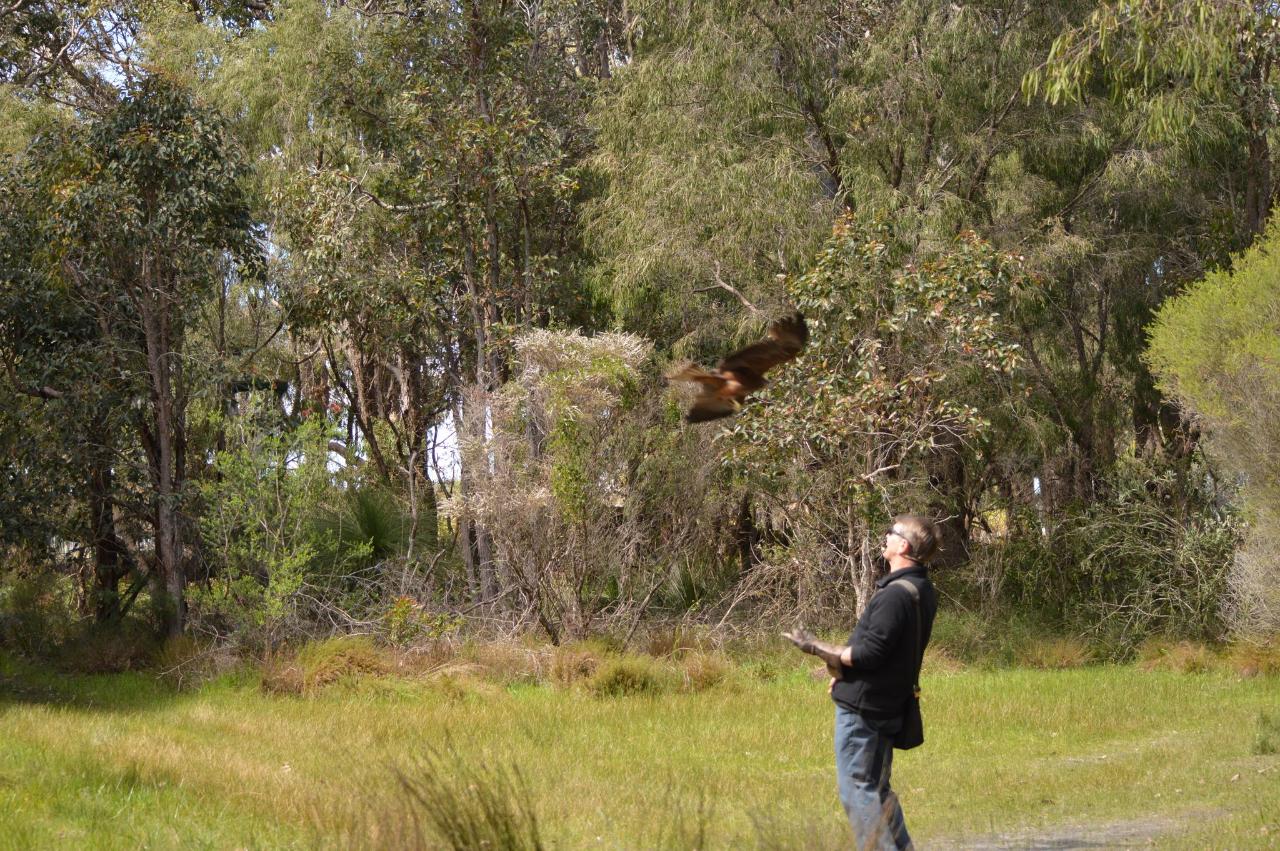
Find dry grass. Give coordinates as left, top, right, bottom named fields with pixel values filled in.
left=1018, top=637, right=1092, bottom=670
left=260, top=635, right=389, bottom=695
left=677, top=650, right=736, bottom=692
left=548, top=641, right=605, bottom=687
left=1222, top=639, right=1280, bottom=678
left=1136, top=639, right=1216, bottom=673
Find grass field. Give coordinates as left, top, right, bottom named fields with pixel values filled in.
left=1, top=648, right=1278, bottom=849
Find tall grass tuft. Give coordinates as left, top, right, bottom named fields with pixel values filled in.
left=1017, top=636, right=1091, bottom=669
left=1253, top=711, right=1280, bottom=756
left=648, top=784, right=715, bottom=850
left=393, top=746, right=545, bottom=851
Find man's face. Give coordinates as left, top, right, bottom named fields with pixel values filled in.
left=882, top=526, right=910, bottom=561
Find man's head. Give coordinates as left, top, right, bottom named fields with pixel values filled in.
left=882, top=514, right=938, bottom=567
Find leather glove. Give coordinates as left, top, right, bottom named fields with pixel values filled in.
left=781, top=628, right=847, bottom=671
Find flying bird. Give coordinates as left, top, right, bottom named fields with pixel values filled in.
left=669, top=312, right=808, bottom=423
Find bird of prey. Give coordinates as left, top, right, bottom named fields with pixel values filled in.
left=668, top=312, right=808, bottom=423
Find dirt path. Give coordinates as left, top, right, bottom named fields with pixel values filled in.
left=928, top=808, right=1222, bottom=850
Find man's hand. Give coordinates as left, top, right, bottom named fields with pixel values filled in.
left=781, top=628, right=851, bottom=671
left=781, top=628, right=817, bottom=654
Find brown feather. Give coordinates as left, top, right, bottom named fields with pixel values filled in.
left=718, top=313, right=807, bottom=380
left=669, top=312, right=807, bottom=423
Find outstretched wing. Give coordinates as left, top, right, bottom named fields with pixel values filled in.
left=668, top=312, right=806, bottom=424
left=667, top=364, right=741, bottom=423
left=684, top=395, right=739, bottom=423
left=717, top=312, right=808, bottom=381
left=667, top=363, right=727, bottom=389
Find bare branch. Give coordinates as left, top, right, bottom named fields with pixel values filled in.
left=691, top=262, right=763, bottom=314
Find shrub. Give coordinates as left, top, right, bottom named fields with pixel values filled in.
left=927, top=609, right=1047, bottom=666
left=154, top=635, right=240, bottom=690
left=990, top=462, right=1239, bottom=652
left=928, top=609, right=1000, bottom=664
left=383, top=597, right=462, bottom=649
left=261, top=636, right=388, bottom=695
left=451, top=330, right=729, bottom=645
left=1148, top=219, right=1280, bottom=636
left=191, top=402, right=337, bottom=648
left=589, top=655, right=678, bottom=697
left=0, top=572, right=72, bottom=659
left=56, top=618, right=158, bottom=674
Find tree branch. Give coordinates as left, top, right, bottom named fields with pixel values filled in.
left=692, top=262, right=762, bottom=314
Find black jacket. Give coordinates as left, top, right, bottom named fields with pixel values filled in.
left=831, top=564, right=937, bottom=719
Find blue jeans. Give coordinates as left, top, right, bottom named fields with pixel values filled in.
left=834, top=705, right=912, bottom=850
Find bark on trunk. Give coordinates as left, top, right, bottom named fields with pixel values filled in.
left=139, top=287, right=187, bottom=638
left=88, top=449, right=133, bottom=623
left=734, top=493, right=758, bottom=576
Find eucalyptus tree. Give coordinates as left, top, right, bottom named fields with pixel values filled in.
left=729, top=217, right=1026, bottom=614
left=591, top=0, right=1260, bottom=564
left=147, top=0, right=610, bottom=602
left=1027, top=0, right=1279, bottom=241
left=1, top=78, right=262, bottom=635
left=1024, top=0, right=1280, bottom=496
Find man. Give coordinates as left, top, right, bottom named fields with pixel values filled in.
left=784, top=514, right=939, bottom=850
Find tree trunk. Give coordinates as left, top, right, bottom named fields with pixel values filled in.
left=139, top=286, right=187, bottom=638
left=927, top=430, right=970, bottom=569
left=734, top=493, right=758, bottom=576
left=854, top=534, right=878, bottom=618
left=88, top=447, right=132, bottom=623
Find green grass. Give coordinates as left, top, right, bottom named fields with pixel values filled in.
left=1, top=653, right=1278, bottom=849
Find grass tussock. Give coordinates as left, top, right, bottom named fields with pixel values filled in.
left=548, top=641, right=605, bottom=687
left=396, top=748, right=545, bottom=851
left=589, top=654, right=679, bottom=697
left=1223, top=639, right=1280, bottom=678
left=317, top=747, right=545, bottom=851
left=921, top=645, right=965, bottom=673
left=1252, top=711, right=1280, bottom=756
left=641, top=625, right=705, bottom=658
left=1136, top=639, right=1217, bottom=673
left=648, top=785, right=716, bottom=850
left=1017, top=636, right=1092, bottom=670
left=455, top=641, right=549, bottom=686
left=261, top=636, right=388, bottom=695
left=677, top=649, right=735, bottom=692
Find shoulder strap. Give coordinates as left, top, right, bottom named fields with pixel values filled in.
left=889, top=578, right=923, bottom=691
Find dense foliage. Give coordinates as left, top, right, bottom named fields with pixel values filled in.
left=0, top=0, right=1273, bottom=656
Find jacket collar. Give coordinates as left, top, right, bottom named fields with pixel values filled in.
left=876, top=562, right=929, bottom=588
